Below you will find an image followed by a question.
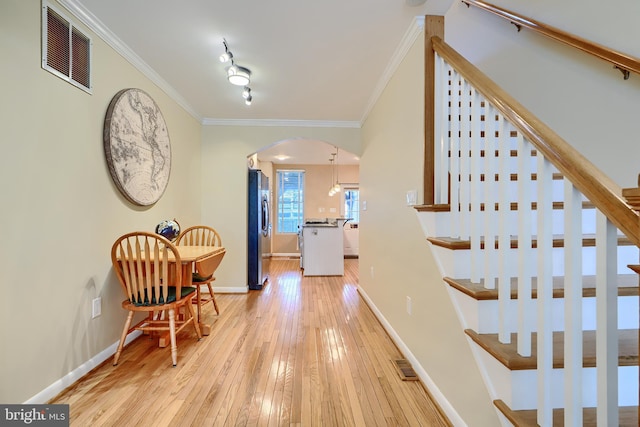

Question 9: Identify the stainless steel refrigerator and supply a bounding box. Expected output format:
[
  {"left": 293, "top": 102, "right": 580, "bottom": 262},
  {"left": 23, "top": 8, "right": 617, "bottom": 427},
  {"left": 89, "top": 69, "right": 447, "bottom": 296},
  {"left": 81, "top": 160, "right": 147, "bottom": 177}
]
[{"left": 248, "top": 169, "right": 270, "bottom": 290}]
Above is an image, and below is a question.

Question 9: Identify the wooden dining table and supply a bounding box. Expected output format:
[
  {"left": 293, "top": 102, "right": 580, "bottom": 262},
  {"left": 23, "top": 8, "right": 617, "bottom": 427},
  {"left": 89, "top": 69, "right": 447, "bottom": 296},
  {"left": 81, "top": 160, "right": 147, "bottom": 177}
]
[
  {"left": 117, "top": 244, "right": 226, "bottom": 345},
  {"left": 164, "top": 245, "right": 225, "bottom": 341}
]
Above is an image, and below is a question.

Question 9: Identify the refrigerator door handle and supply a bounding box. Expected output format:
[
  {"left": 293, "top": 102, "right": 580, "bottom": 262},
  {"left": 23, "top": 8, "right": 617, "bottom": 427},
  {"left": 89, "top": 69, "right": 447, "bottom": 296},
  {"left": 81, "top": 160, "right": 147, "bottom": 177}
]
[{"left": 261, "top": 198, "right": 269, "bottom": 237}]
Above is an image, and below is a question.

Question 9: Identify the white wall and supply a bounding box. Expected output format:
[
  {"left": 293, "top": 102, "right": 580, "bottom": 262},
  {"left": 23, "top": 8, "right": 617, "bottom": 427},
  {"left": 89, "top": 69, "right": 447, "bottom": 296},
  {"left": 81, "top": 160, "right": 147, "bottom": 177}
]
[
  {"left": 358, "top": 29, "right": 500, "bottom": 426},
  {"left": 445, "top": 0, "right": 640, "bottom": 188},
  {"left": 0, "top": 0, "right": 202, "bottom": 403}
]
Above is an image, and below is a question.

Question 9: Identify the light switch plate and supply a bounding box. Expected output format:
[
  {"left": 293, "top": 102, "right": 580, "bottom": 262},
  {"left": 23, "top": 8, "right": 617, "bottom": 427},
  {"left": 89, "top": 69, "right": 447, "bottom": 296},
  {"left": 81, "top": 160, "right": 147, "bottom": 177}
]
[
  {"left": 406, "top": 190, "right": 417, "bottom": 206},
  {"left": 92, "top": 297, "right": 101, "bottom": 318}
]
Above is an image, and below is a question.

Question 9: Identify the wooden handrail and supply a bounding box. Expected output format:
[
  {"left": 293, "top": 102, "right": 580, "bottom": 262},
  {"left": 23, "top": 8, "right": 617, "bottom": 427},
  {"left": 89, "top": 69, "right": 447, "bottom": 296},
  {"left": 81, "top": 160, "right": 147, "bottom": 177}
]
[
  {"left": 431, "top": 36, "right": 640, "bottom": 246},
  {"left": 461, "top": 0, "right": 640, "bottom": 79}
]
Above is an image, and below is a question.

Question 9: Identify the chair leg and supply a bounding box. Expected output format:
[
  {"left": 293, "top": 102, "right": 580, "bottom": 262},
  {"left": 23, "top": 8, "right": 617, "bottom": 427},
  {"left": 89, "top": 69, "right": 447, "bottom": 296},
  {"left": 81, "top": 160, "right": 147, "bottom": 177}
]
[
  {"left": 195, "top": 285, "right": 202, "bottom": 321},
  {"left": 168, "top": 308, "right": 178, "bottom": 367},
  {"left": 113, "top": 311, "right": 134, "bottom": 366},
  {"left": 207, "top": 282, "right": 219, "bottom": 315}
]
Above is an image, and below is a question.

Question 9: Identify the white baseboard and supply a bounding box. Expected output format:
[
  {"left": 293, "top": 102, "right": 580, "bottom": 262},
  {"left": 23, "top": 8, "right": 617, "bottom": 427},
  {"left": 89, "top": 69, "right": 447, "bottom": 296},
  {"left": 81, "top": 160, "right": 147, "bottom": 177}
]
[
  {"left": 212, "top": 286, "right": 248, "bottom": 293},
  {"left": 357, "top": 286, "right": 467, "bottom": 427},
  {"left": 271, "top": 252, "right": 300, "bottom": 258},
  {"left": 25, "top": 331, "right": 142, "bottom": 404}
]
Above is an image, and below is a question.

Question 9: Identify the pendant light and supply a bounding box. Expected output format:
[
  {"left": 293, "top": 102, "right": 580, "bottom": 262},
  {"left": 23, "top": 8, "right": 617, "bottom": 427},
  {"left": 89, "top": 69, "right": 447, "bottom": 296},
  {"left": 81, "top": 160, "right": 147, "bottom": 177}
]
[
  {"left": 328, "top": 154, "right": 336, "bottom": 196},
  {"left": 333, "top": 147, "right": 341, "bottom": 193}
]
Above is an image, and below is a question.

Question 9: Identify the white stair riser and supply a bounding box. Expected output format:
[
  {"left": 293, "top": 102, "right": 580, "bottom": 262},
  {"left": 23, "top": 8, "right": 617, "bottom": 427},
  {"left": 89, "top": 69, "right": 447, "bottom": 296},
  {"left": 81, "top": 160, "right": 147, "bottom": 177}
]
[
  {"left": 471, "top": 339, "right": 639, "bottom": 409},
  {"left": 453, "top": 290, "right": 638, "bottom": 333},
  {"left": 452, "top": 178, "right": 570, "bottom": 206},
  {"left": 431, "top": 244, "right": 639, "bottom": 279}
]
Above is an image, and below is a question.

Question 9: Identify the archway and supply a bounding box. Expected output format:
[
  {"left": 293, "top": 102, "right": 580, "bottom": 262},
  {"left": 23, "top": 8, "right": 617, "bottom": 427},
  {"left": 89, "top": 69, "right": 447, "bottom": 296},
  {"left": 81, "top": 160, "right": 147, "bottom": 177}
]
[{"left": 247, "top": 138, "right": 360, "bottom": 261}]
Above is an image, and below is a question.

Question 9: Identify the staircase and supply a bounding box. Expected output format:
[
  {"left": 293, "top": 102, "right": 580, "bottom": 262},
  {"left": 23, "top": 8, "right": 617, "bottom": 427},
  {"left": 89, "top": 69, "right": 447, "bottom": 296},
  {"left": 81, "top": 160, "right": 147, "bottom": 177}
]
[{"left": 417, "top": 35, "right": 640, "bottom": 426}]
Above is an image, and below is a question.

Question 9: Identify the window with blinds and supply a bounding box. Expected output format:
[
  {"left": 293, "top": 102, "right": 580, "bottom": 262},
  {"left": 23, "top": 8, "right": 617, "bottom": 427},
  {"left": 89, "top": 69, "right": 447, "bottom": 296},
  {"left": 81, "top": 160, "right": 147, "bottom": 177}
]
[
  {"left": 42, "top": 2, "right": 92, "bottom": 93},
  {"left": 277, "top": 170, "right": 305, "bottom": 233}
]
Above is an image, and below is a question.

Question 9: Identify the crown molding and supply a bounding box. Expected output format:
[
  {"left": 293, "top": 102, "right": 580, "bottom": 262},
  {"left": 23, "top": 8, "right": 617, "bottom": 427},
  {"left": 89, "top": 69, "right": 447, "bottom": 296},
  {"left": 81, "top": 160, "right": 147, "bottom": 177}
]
[
  {"left": 202, "top": 118, "right": 361, "bottom": 128},
  {"left": 360, "top": 16, "right": 425, "bottom": 124},
  {"left": 56, "top": 0, "right": 202, "bottom": 122}
]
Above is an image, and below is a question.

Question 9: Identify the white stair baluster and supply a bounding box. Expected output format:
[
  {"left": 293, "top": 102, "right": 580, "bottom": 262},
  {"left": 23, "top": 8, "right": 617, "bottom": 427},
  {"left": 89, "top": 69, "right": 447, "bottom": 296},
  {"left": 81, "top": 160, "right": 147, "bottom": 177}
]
[
  {"left": 459, "top": 78, "right": 471, "bottom": 240},
  {"left": 564, "top": 180, "right": 583, "bottom": 426},
  {"left": 517, "top": 133, "right": 532, "bottom": 357},
  {"left": 537, "top": 155, "right": 553, "bottom": 427},
  {"left": 483, "top": 103, "right": 497, "bottom": 290},
  {"left": 434, "top": 55, "right": 448, "bottom": 204},
  {"left": 449, "top": 71, "right": 461, "bottom": 238},
  {"left": 596, "top": 211, "right": 619, "bottom": 426},
  {"left": 469, "top": 87, "right": 482, "bottom": 283},
  {"left": 497, "top": 114, "right": 511, "bottom": 344}
]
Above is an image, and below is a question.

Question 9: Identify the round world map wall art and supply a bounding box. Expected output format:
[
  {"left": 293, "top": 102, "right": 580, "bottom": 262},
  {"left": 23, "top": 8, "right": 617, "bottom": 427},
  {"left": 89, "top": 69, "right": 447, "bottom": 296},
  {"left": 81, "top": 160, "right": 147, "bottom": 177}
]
[{"left": 103, "top": 88, "right": 171, "bottom": 206}]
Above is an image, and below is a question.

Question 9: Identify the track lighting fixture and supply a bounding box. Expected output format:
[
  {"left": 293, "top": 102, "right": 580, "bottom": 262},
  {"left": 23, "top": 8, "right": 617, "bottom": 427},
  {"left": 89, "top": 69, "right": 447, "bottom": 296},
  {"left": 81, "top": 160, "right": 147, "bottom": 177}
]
[{"left": 220, "top": 39, "right": 254, "bottom": 105}]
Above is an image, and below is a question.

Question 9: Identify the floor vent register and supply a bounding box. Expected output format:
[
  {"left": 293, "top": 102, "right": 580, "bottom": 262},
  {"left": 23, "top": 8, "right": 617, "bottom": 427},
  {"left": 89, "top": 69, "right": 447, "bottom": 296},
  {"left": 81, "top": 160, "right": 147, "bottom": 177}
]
[{"left": 393, "top": 359, "right": 419, "bottom": 381}]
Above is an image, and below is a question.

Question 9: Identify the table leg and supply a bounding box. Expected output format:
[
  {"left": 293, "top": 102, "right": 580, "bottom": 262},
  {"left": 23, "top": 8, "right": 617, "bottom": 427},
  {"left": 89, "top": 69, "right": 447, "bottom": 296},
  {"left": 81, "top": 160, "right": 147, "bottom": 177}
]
[{"left": 185, "top": 261, "right": 211, "bottom": 337}]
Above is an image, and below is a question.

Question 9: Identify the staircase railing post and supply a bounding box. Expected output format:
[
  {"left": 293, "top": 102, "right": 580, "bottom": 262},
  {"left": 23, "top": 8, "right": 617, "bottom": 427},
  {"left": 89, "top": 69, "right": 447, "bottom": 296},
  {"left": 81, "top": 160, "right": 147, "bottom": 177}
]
[{"left": 424, "top": 16, "right": 444, "bottom": 206}]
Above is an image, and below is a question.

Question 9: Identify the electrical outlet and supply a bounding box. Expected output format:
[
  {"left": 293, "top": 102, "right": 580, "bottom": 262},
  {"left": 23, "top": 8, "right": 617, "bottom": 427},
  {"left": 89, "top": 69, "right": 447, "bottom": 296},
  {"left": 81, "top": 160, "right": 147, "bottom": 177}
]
[
  {"left": 406, "top": 296, "right": 412, "bottom": 315},
  {"left": 92, "top": 297, "right": 101, "bottom": 318}
]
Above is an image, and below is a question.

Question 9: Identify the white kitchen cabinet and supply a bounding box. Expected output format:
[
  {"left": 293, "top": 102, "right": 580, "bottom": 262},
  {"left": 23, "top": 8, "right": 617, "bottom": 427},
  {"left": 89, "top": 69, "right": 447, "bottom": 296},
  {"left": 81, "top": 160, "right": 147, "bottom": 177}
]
[{"left": 301, "top": 224, "right": 344, "bottom": 276}]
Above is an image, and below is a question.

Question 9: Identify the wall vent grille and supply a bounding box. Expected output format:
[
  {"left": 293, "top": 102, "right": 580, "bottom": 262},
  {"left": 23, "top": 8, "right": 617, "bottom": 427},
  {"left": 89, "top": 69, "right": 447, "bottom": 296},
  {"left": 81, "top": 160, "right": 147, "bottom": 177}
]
[{"left": 42, "top": 2, "right": 92, "bottom": 93}]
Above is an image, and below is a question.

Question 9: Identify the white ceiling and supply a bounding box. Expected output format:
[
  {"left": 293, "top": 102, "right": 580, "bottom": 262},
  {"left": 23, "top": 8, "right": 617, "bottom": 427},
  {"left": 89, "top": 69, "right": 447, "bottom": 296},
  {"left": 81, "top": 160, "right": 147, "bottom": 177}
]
[
  {"left": 59, "top": 0, "right": 445, "bottom": 163},
  {"left": 255, "top": 139, "right": 360, "bottom": 165}
]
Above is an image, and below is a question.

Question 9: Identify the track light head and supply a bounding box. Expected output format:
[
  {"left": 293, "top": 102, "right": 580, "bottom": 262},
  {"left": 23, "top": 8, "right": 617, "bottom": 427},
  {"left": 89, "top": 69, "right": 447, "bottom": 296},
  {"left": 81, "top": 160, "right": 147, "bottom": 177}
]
[
  {"left": 226, "top": 65, "right": 251, "bottom": 86},
  {"left": 220, "top": 39, "right": 233, "bottom": 62},
  {"left": 219, "top": 51, "right": 233, "bottom": 63}
]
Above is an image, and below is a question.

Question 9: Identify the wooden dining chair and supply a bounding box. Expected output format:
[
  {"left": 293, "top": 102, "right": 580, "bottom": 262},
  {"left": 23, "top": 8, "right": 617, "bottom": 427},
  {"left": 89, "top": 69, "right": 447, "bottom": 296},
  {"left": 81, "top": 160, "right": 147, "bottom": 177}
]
[
  {"left": 111, "top": 231, "right": 202, "bottom": 367},
  {"left": 175, "top": 225, "right": 225, "bottom": 316}
]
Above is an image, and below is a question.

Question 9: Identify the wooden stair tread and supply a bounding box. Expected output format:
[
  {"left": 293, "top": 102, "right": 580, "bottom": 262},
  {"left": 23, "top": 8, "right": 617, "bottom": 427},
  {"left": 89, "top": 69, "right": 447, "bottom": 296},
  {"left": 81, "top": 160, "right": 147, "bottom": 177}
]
[
  {"left": 444, "top": 275, "right": 639, "bottom": 300},
  {"left": 414, "top": 204, "right": 451, "bottom": 212},
  {"left": 455, "top": 172, "right": 563, "bottom": 181},
  {"left": 427, "top": 234, "right": 633, "bottom": 250},
  {"left": 628, "top": 264, "right": 640, "bottom": 274},
  {"left": 449, "top": 149, "right": 537, "bottom": 157},
  {"left": 414, "top": 201, "right": 596, "bottom": 212},
  {"left": 464, "top": 329, "right": 638, "bottom": 370},
  {"left": 494, "top": 399, "right": 639, "bottom": 427}
]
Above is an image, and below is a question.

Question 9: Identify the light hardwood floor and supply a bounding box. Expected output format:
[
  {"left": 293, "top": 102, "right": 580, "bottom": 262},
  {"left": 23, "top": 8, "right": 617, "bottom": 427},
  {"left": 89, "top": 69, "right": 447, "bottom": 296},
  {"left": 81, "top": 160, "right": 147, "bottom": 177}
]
[{"left": 51, "top": 258, "right": 451, "bottom": 426}]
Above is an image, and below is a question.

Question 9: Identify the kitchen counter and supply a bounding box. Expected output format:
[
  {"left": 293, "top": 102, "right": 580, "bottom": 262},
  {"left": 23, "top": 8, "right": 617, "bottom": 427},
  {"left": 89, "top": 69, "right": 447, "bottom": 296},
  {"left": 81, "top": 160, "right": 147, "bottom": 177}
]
[{"left": 300, "top": 220, "right": 344, "bottom": 276}]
